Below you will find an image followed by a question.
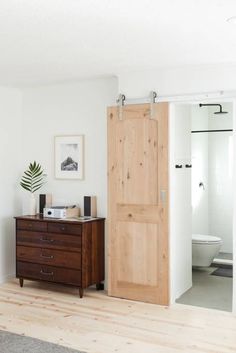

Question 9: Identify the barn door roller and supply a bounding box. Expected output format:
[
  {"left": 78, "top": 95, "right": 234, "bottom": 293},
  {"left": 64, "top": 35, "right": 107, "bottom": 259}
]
[
  {"left": 116, "top": 91, "right": 158, "bottom": 120},
  {"left": 150, "top": 91, "right": 157, "bottom": 119},
  {"left": 116, "top": 94, "right": 126, "bottom": 120}
]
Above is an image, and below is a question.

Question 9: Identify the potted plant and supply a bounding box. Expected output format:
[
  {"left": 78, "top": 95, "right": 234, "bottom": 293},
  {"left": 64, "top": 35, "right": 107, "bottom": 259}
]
[{"left": 20, "top": 161, "right": 45, "bottom": 215}]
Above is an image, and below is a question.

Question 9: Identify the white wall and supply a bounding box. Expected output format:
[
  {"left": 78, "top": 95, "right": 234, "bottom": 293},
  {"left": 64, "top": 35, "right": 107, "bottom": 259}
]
[
  {"left": 208, "top": 103, "right": 233, "bottom": 253},
  {"left": 21, "top": 77, "right": 118, "bottom": 285},
  {"left": 170, "top": 104, "right": 192, "bottom": 303},
  {"left": 191, "top": 105, "right": 209, "bottom": 235},
  {"left": 21, "top": 77, "right": 117, "bottom": 213},
  {"left": 0, "top": 87, "right": 22, "bottom": 283}
]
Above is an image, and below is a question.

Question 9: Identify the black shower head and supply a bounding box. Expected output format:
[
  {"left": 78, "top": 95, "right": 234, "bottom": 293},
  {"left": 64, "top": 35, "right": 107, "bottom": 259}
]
[
  {"left": 214, "top": 107, "right": 228, "bottom": 115},
  {"left": 199, "top": 103, "right": 228, "bottom": 115}
]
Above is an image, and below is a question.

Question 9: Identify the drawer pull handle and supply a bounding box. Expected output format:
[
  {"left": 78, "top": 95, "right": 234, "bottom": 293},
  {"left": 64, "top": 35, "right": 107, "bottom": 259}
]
[
  {"left": 61, "top": 226, "right": 66, "bottom": 231},
  {"left": 40, "top": 254, "right": 54, "bottom": 259},
  {"left": 40, "top": 238, "right": 54, "bottom": 243},
  {"left": 40, "top": 270, "right": 54, "bottom": 276}
]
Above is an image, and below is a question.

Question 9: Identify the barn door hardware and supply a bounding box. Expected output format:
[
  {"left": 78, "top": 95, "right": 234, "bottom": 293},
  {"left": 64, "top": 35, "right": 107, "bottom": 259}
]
[
  {"left": 116, "top": 91, "right": 157, "bottom": 120},
  {"left": 116, "top": 94, "right": 126, "bottom": 120},
  {"left": 160, "top": 190, "right": 167, "bottom": 204},
  {"left": 149, "top": 91, "right": 157, "bottom": 119}
]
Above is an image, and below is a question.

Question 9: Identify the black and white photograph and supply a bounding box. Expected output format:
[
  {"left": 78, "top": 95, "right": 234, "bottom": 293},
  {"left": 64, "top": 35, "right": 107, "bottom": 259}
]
[
  {"left": 60, "top": 144, "right": 78, "bottom": 171},
  {"left": 55, "top": 135, "right": 84, "bottom": 179}
]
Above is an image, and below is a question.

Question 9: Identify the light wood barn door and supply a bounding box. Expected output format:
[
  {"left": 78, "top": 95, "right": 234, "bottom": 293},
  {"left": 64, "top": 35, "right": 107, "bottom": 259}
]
[{"left": 108, "top": 103, "right": 169, "bottom": 305}]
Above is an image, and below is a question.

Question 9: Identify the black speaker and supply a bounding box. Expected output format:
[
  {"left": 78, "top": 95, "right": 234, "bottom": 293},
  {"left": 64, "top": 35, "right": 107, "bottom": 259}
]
[
  {"left": 84, "top": 196, "right": 97, "bottom": 217},
  {"left": 39, "top": 194, "right": 52, "bottom": 214}
]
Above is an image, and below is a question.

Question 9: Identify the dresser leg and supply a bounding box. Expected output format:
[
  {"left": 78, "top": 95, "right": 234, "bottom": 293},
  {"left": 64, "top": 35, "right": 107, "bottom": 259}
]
[
  {"left": 19, "top": 278, "right": 24, "bottom": 288},
  {"left": 79, "top": 287, "right": 84, "bottom": 298},
  {"left": 96, "top": 282, "right": 104, "bottom": 290}
]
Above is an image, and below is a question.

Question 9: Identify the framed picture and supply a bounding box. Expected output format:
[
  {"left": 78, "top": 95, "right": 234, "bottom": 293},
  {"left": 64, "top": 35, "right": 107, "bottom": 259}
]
[{"left": 55, "top": 135, "right": 84, "bottom": 179}]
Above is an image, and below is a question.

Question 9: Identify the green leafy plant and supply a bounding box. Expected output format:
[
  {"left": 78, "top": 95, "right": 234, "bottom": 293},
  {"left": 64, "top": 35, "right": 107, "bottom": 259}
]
[{"left": 20, "top": 161, "right": 45, "bottom": 193}]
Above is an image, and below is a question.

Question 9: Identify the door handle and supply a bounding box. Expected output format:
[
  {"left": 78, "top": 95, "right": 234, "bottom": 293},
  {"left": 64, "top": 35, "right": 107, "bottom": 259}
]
[
  {"left": 175, "top": 164, "right": 182, "bottom": 168},
  {"left": 40, "top": 270, "right": 54, "bottom": 276},
  {"left": 40, "top": 238, "right": 54, "bottom": 243},
  {"left": 185, "top": 164, "right": 192, "bottom": 168},
  {"left": 40, "top": 253, "right": 54, "bottom": 259},
  {"left": 160, "top": 190, "right": 166, "bottom": 204}
]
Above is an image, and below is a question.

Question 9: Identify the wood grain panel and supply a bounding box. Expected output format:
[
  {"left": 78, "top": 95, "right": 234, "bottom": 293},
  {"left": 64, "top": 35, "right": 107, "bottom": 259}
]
[
  {"left": 154, "top": 103, "right": 169, "bottom": 305},
  {"left": 116, "top": 204, "right": 160, "bottom": 223},
  {"left": 116, "top": 222, "right": 158, "bottom": 286},
  {"left": 81, "top": 222, "right": 105, "bottom": 288},
  {"left": 118, "top": 104, "right": 151, "bottom": 119},
  {"left": 16, "top": 230, "right": 82, "bottom": 252},
  {"left": 108, "top": 102, "right": 169, "bottom": 305},
  {"left": 17, "top": 262, "right": 81, "bottom": 286},
  {"left": 116, "top": 117, "right": 158, "bottom": 204},
  {"left": 48, "top": 222, "right": 82, "bottom": 235},
  {"left": 17, "top": 220, "right": 47, "bottom": 232},
  {"left": 91, "top": 220, "right": 105, "bottom": 285},
  {"left": 17, "top": 246, "right": 81, "bottom": 270}
]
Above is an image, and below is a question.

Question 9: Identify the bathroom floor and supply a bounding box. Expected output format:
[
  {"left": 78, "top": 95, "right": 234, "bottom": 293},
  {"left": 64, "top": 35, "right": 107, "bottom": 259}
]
[{"left": 176, "top": 267, "right": 233, "bottom": 312}]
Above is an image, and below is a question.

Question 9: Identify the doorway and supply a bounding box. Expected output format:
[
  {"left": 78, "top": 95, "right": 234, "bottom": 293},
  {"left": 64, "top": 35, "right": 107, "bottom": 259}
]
[{"left": 170, "top": 100, "right": 234, "bottom": 312}]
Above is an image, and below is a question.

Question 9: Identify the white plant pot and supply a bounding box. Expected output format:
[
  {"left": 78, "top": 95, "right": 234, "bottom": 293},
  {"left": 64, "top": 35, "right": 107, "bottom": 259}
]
[{"left": 29, "top": 193, "right": 37, "bottom": 215}]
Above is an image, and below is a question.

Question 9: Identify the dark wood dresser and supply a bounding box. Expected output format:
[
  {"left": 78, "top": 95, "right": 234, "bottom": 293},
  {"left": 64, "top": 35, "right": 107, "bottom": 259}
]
[{"left": 15, "top": 215, "right": 105, "bottom": 297}]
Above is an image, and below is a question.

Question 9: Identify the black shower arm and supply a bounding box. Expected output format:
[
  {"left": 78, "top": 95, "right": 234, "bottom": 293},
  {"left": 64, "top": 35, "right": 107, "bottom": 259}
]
[
  {"left": 199, "top": 103, "right": 225, "bottom": 113},
  {"left": 199, "top": 103, "right": 222, "bottom": 109}
]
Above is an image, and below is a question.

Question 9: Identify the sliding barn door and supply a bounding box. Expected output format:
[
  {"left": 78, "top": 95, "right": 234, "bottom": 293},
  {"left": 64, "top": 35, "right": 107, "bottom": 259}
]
[{"left": 108, "top": 103, "right": 169, "bottom": 305}]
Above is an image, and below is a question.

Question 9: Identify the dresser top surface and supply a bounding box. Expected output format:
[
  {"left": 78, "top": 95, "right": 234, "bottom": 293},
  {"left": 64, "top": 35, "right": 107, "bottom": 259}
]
[{"left": 15, "top": 214, "right": 105, "bottom": 225}]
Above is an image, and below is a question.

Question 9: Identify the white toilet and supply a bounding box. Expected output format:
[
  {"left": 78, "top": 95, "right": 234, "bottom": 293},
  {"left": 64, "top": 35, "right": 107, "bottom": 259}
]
[{"left": 192, "top": 234, "right": 223, "bottom": 267}]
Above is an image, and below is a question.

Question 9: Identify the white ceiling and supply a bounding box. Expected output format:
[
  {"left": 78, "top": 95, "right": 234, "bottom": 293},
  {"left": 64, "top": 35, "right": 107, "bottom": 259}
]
[{"left": 1, "top": 0, "right": 236, "bottom": 86}]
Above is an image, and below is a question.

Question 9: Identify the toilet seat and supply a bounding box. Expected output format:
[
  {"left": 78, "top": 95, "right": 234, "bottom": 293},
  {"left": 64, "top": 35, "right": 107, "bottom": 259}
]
[{"left": 192, "top": 234, "right": 222, "bottom": 245}]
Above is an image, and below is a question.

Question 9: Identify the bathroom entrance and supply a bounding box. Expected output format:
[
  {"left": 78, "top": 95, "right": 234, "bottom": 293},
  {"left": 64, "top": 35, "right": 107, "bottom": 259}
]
[{"left": 170, "top": 100, "right": 234, "bottom": 312}]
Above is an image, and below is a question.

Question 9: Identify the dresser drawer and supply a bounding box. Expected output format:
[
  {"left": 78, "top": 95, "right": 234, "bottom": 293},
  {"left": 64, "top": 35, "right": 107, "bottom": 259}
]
[
  {"left": 48, "top": 222, "right": 82, "bottom": 236},
  {"left": 17, "top": 220, "right": 47, "bottom": 232},
  {"left": 17, "top": 246, "right": 81, "bottom": 270},
  {"left": 17, "top": 230, "right": 81, "bottom": 252},
  {"left": 17, "top": 261, "right": 81, "bottom": 286}
]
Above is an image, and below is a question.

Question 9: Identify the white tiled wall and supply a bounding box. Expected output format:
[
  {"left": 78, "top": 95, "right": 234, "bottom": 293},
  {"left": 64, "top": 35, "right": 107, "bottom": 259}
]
[
  {"left": 191, "top": 105, "right": 209, "bottom": 235},
  {"left": 191, "top": 103, "right": 233, "bottom": 253},
  {"left": 208, "top": 104, "right": 233, "bottom": 253}
]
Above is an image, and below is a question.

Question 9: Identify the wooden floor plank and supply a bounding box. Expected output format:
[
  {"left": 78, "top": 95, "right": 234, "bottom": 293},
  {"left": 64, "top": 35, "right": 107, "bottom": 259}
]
[{"left": 0, "top": 280, "right": 235, "bottom": 353}]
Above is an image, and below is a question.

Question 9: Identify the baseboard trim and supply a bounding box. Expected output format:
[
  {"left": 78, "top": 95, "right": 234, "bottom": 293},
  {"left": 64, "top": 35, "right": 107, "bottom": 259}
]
[
  {"left": 212, "top": 258, "right": 233, "bottom": 266},
  {"left": 0, "top": 274, "right": 14, "bottom": 284}
]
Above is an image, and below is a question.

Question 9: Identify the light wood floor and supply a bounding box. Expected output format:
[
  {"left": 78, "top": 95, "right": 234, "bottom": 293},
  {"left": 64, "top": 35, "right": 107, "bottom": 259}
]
[{"left": 0, "top": 280, "right": 236, "bottom": 353}]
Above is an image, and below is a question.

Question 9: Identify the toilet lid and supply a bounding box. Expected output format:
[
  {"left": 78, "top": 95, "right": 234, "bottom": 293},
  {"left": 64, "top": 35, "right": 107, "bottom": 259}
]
[{"left": 192, "top": 234, "right": 222, "bottom": 244}]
